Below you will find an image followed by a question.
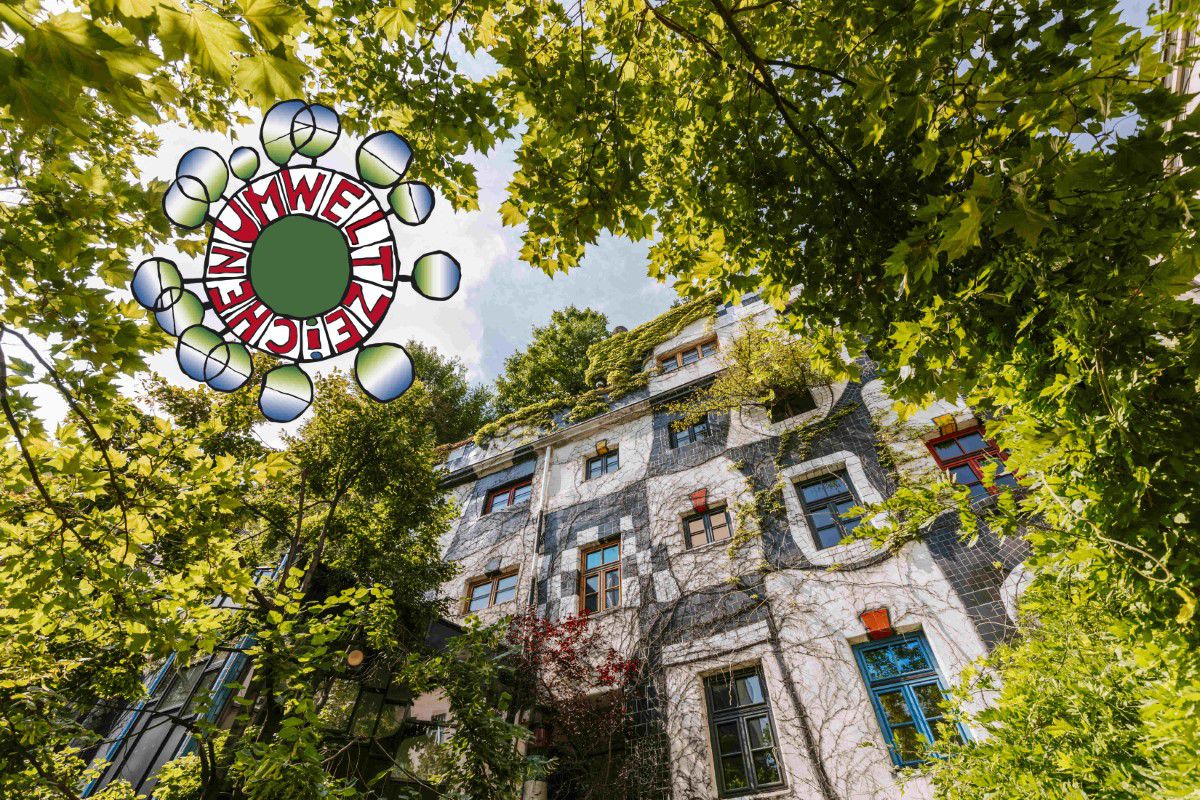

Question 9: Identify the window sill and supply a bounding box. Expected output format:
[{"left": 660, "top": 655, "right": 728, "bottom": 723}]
[
  {"left": 481, "top": 503, "right": 531, "bottom": 518},
  {"left": 720, "top": 785, "right": 789, "bottom": 800},
  {"left": 580, "top": 605, "right": 627, "bottom": 621},
  {"left": 682, "top": 537, "right": 734, "bottom": 556}
]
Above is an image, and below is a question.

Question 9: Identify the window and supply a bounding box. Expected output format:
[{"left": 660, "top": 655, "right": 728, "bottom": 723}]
[
  {"left": 466, "top": 572, "right": 518, "bottom": 612},
  {"left": 797, "top": 470, "right": 861, "bottom": 549},
  {"left": 669, "top": 416, "right": 711, "bottom": 449},
  {"left": 926, "top": 427, "right": 1017, "bottom": 499},
  {"left": 704, "top": 667, "right": 785, "bottom": 796},
  {"left": 586, "top": 450, "right": 620, "bottom": 479},
  {"left": 659, "top": 338, "right": 718, "bottom": 373},
  {"left": 768, "top": 385, "right": 817, "bottom": 422},
  {"left": 431, "top": 712, "right": 450, "bottom": 744},
  {"left": 484, "top": 477, "right": 533, "bottom": 513},
  {"left": 853, "top": 633, "right": 967, "bottom": 766},
  {"left": 580, "top": 539, "right": 621, "bottom": 613},
  {"left": 684, "top": 507, "right": 732, "bottom": 549}
]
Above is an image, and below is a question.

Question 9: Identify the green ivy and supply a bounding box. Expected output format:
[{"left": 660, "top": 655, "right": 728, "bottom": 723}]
[{"left": 473, "top": 295, "right": 719, "bottom": 446}]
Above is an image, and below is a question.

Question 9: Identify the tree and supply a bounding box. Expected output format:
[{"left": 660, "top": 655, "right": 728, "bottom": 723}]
[
  {"left": 493, "top": 307, "right": 611, "bottom": 414},
  {"left": 405, "top": 340, "right": 495, "bottom": 445},
  {"left": 301, "top": 0, "right": 1200, "bottom": 796}
]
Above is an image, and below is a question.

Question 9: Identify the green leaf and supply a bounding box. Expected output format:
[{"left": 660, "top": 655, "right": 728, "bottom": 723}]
[
  {"left": 236, "top": 51, "right": 306, "bottom": 108},
  {"left": 158, "top": 2, "right": 251, "bottom": 80}
]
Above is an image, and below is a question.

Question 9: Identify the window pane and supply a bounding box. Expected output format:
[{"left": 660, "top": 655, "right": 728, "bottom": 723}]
[
  {"left": 351, "top": 690, "right": 383, "bottom": 738},
  {"left": 602, "top": 544, "right": 619, "bottom": 564},
  {"left": 815, "top": 525, "right": 844, "bottom": 549},
  {"left": 709, "top": 677, "right": 735, "bottom": 711},
  {"left": 913, "top": 683, "right": 947, "bottom": 718},
  {"left": 587, "top": 459, "right": 602, "bottom": 479},
  {"left": 583, "top": 590, "right": 599, "bottom": 613},
  {"left": 159, "top": 663, "right": 202, "bottom": 709},
  {"left": 735, "top": 673, "right": 764, "bottom": 706},
  {"left": 715, "top": 722, "right": 741, "bottom": 755},
  {"left": 720, "top": 755, "right": 749, "bottom": 790},
  {"left": 494, "top": 576, "right": 517, "bottom": 604},
  {"left": 606, "top": 452, "right": 620, "bottom": 471},
  {"left": 319, "top": 679, "right": 358, "bottom": 732},
  {"left": 876, "top": 690, "right": 914, "bottom": 725},
  {"left": 809, "top": 506, "right": 835, "bottom": 529},
  {"left": 891, "top": 723, "right": 924, "bottom": 763},
  {"left": 694, "top": 419, "right": 710, "bottom": 437},
  {"left": 585, "top": 550, "right": 602, "bottom": 571},
  {"left": 801, "top": 474, "right": 847, "bottom": 504},
  {"left": 861, "top": 640, "right": 931, "bottom": 682},
  {"left": 932, "top": 439, "right": 965, "bottom": 460},
  {"left": 681, "top": 347, "right": 700, "bottom": 365},
  {"left": 700, "top": 341, "right": 717, "bottom": 357},
  {"left": 374, "top": 701, "right": 408, "bottom": 738},
  {"left": 752, "top": 749, "right": 782, "bottom": 785},
  {"left": 660, "top": 357, "right": 679, "bottom": 372},
  {"left": 604, "top": 568, "right": 620, "bottom": 588},
  {"left": 512, "top": 483, "right": 532, "bottom": 505},
  {"left": 955, "top": 432, "right": 988, "bottom": 454},
  {"left": 605, "top": 588, "right": 619, "bottom": 609},
  {"left": 948, "top": 464, "right": 983, "bottom": 495},
  {"left": 488, "top": 492, "right": 509, "bottom": 512},
  {"left": 835, "top": 499, "right": 858, "bottom": 517},
  {"left": 745, "top": 715, "right": 773, "bottom": 749},
  {"left": 469, "top": 583, "right": 492, "bottom": 611},
  {"left": 710, "top": 512, "right": 730, "bottom": 541}
]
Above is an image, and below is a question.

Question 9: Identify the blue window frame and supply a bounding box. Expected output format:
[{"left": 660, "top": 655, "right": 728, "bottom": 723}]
[{"left": 852, "top": 633, "right": 967, "bottom": 767}]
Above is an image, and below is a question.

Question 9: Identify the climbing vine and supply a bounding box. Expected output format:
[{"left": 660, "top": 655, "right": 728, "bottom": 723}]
[
  {"left": 473, "top": 296, "right": 719, "bottom": 446},
  {"left": 668, "top": 320, "right": 836, "bottom": 429}
]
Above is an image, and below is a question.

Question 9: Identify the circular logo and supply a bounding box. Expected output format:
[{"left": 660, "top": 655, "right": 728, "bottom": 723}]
[
  {"left": 132, "top": 100, "right": 462, "bottom": 422},
  {"left": 204, "top": 166, "right": 396, "bottom": 363}
]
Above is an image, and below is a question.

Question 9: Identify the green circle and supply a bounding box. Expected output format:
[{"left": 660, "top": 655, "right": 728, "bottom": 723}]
[{"left": 248, "top": 216, "right": 351, "bottom": 318}]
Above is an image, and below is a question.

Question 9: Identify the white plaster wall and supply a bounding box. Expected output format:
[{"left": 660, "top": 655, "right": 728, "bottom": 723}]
[
  {"left": 661, "top": 625, "right": 827, "bottom": 800},
  {"left": 541, "top": 413, "right": 656, "bottom": 513},
  {"left": 643, "top": 456, "right": 763, "bottom": 608},
  {"left": 761, "top": 547, "right": 990, "bottom": 800}
]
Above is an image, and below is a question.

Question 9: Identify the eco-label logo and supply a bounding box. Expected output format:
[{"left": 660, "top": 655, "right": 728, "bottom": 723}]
[{"left": 130, "top": 100, "right": 460, "bottom": 422}]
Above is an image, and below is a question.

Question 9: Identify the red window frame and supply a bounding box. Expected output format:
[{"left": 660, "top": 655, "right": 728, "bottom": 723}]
[
  {"left": 484, "top": 477, "right": 533, "bottom": 514},
  {"left": 924, "top": 426, "right": 1017, "bottom": 498}
]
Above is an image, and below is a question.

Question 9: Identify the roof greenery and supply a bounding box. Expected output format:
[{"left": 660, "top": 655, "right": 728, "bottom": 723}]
[{"left": 472, "top": 294, "right": 719, "bottom": 447}]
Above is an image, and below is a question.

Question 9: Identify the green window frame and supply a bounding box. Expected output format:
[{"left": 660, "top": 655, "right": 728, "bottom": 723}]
[{"left": 704, "top": 667, "right": 785, "bottom": 796}]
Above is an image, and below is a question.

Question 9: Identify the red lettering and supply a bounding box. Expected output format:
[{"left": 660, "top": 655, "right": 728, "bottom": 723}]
[
  {"left": 281, "top": 169, "right": 327, "bottom": 215},
  {"left": 227, "top": 301, "right": 274, "bottom": 343},
  {"left": 320, "top": 178, "right": 365, "bottom": 225},
  {"left": 214, "top": 202, "right": 261, "bottom": 244},
  {"left": 242, "top": 176, "right": 287, "bottom": 225},
  {"left": 206, "top": 246, "right": 248, "bottom": 276},
  {"left": 306, "top": 328, "right": 321, "bottom": 350},
  {"left": 207, "top": 280, "right": 255, "bottom": 312},
  {"left": 263, "top": 318, "right": 299, "bottom": 355},
  {"left": 344, "top": 209, "right": 385, "bottom": 245},
  {"left": 341, "top": 280, "right": 390, "bottom": 325},
  {"left": 351, "top": 244, "right": 395, "bottom": 282},
  {"left": 325, "top": 309, "right": 363, "bottom": 353}
]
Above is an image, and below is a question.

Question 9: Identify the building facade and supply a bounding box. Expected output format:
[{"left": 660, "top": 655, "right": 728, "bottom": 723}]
[{"left": 437, "top": 297, "right": 1029, "bottom": 800}]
